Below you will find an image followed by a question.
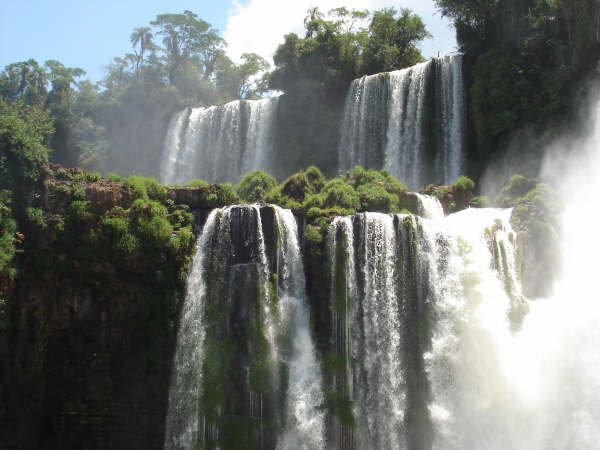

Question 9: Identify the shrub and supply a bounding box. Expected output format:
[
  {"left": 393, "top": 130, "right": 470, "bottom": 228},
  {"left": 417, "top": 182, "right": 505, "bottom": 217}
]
[
  {"left": 135, "top": 215, "right": 173, "bottom": 246},
  {"left": 215, "top": 183, "right": 237, "bottom": 205},
  {"left": 321, "top": 179, "right": 360, "bottom": 210},
  {"left": 305, "top": 224, "right": 323, "bottom": 247},
  {"left": 236, "top": 170, "right": 278, "bottom": 203},
  {"left": 345, "top": 166, "right": 407, "bottom": 195},
  {"left": 185, "top": 179, "right": 209, "bottom": 188},
  {"left": 107, "top": 172, "right": 124, "bottom": 183},
  {"left": 0, "top": 191, "right": 16, "bottom": 273},
  {"left": 125, "top": 175, "right": 168, "bottom": 202},
  {"left": 499, "top": 174, "right": 539, "bottom": 207},
  {"left": 68, "top": 200, "right": 91, "bottom": 222},
  {"left": 357, "top": 184, "right": 397, "bottom": 212},
  {"left": 130, "top": 198, "right": 168, "bottom": 219},
  {"left": 266, "top": 166, "right": 325, "bottom": 207},
  {"left": 101, "top": 212, "right": 129, "bottom": 239},
  {"left": 25, "top": 207, "right": 47, "bottom": 230},
  {"left": 169, "top": 225, "right": 194, "bottom": 253},
  {"left": 454, "top": 176, "right": 475, "bottom": 192},
  {"left": 72, "top": 170, "right": 102, "bottom": 183}
]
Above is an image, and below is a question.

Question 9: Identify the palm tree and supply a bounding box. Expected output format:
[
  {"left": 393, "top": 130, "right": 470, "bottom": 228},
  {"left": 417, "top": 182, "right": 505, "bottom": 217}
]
[{"left": 130, "top": 27, "right": 154, "bottom": 78}]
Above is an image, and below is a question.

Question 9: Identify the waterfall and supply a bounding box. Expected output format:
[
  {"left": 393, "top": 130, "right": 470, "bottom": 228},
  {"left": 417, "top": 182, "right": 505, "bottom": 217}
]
[
  {"left": 435, "top": 55, "right": 466, "bottom": 186},
  {"left": 160, "top": 97, "right": 279, "bottom": 185},
  {"left": 325, "top": 207, "right": 533, "bottom": 450},
  {"left": 423, "top": 92, "right": 600, "bottom": 450},
  {"left": 275, "top": 207, "right": 325, "bottom": 450},
  {"left": 423, "top": 208, "right": 525, "bottom": 450},
  {"left": 384, "top": 61, "right": 431, "bottom": 188},
  {"left": 416, "top": 193, "right": 445, "bottom": 220},
  {"left": 164, "top": 209, "right": 219, "bottom": 450},
  {"left": 327, "top": 212, "right": 435, "bottom": 450},
  {"left": 164, "top": 204, "right": 323, "bottom": 450},
  {"left": 328, "top": 84, "right": 600, "bottom": 449},
  {"left": 164, "top": 89, "right": 600, "bottom": 450},
  {"left": 338, "top": 55, "right": 465, "bottom": 189}
]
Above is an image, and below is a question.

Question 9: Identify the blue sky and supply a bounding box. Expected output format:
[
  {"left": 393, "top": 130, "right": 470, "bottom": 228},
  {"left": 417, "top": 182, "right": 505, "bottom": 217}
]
[
  {"left": 0, "top": 0, "right": 456, "bottom": 83},
  {"left": 0, "top": 0, "right": 232, "bottom": 81}
]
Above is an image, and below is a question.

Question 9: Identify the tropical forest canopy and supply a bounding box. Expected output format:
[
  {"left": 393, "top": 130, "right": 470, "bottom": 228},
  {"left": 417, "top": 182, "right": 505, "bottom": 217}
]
[
  {"left": 0, "top": 7, "right": 430, "bottom": 175},
  {"left": 1, "top": 1, "right": 598, "bottom": 180}
]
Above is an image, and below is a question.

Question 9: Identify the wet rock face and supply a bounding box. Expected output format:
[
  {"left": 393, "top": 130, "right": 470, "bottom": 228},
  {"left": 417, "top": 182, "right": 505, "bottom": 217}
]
[
  {"left": 3, "top": 274, "right": 179, "bottom": 450},
  {"left": 508, "top": 181, "right": 562, "bottom": 299},
  {"left": 516, "top": 225, "right": 561, "bottom": 298},
  {"left": 167, "top": 187, "right": 207, "bottom": 209},
  {"left": 0, "top": 175, "right": 201, "bottom": 450}
]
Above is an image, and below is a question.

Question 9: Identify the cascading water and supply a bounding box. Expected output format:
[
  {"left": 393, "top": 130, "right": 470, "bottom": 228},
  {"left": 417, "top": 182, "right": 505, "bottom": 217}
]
[
  {"left": 434, "top": 56, "right": 466, "bottom": 186},
  {"left": 164, "top": 209, "right": 218, "bottom": 450},
  {"left": 415, "top": 193, "right": 445, "bottom": 220},
  {"left": 338, "top": 55, "right": 465, "bottom": 189},
  {"left": 275, "top": 208, "right": 325, "bottom": 450},
  {"left": 326, "top": 198, "right": 583, "bottom": 449},
  {"left": 384, "top": 61, "right": 430, "bottom": 188},
  {"left": 160, "top": 97, "right": 279, "bottom": 185},
  {"left": 164, "top": 204, "right": 324, "bottom": 450},
  {"left": 165, "top": 85, "right": 600, "bottom": 450},
  {"left": 327, "top": 211, "right": 436, "bottom": 450},
  {"left": 327, "top": 87, "right": 600, "bottom": 449},
  {"left": 423, "top": 90, "right": 600, "bottom": 450}
]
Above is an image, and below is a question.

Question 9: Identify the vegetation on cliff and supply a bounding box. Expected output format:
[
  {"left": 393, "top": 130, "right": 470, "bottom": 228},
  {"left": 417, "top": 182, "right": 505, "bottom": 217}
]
[{"left": 435, "top": 0, "right": 600, "bottom": 160}]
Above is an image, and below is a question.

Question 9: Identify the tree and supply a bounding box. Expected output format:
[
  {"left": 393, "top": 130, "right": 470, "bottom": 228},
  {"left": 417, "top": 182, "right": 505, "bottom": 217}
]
[
  {"left": 130, "top": 27, "right": 155, "bottom": 78},
  {"left": 216, "top": 53, "right": 270, "bottom": 99},
  {"left": 0, "top": 60, "right": 48, "bottom": 107},
  {"left": 151, "top": 10, "right": 225, "bottom": 84},
  {"left": 0, "top": 98, "right": 52, "bottom": 198},
  {"left": 434, "top": 0, "right": 600, "bottom": 159},
  {"left": 270, "top": 8, "right": 364, "bottom": 96},
  {"left": 362, "top": 8, "right": 430, "bottom": 74},
  {"left": 270, "top": 7, "right": 429, "bottom": 96},
  {"left": 44, "top": 60, "right": 86, "bottom": 166}
]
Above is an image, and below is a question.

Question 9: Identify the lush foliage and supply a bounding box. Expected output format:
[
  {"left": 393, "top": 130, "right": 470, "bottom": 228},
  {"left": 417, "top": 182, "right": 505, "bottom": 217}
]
[
  {"left": 496, "top": 174, "right": 562, "bottom": 298},
  {"left": 0, "top": 99, "right": 52, "bottom": 188},
  {"left": 0, "top": 191, "right": 16, "bottom": 274},
  {"left": 236, "top": 170, "right": 278, "bottom": 203},
  {"left": 184, "top": 179, "right": 238, "bottom": 208},
  {"left": 0, "top": 7, "right": 430, "bottom": 180},
  {"left": 261, "top": 165, "right": 416, "bottom": 260},
  {"left": 435, "top": 0, "right": 600, "bottom": 157},
  {"left": 0, "top": 11, "right": 270, "bottom": 176},
  {"left": 421, "top": 175, "right": 477, "bottom": 212},
  {"left": 270, "top": 7, "right": 429, "bottom": 98}
]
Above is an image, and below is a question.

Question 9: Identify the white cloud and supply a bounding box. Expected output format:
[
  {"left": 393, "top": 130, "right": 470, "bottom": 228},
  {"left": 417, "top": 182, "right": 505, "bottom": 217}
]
[{"left": 223, "top": 0, "right": 457, "bottom": 65}]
